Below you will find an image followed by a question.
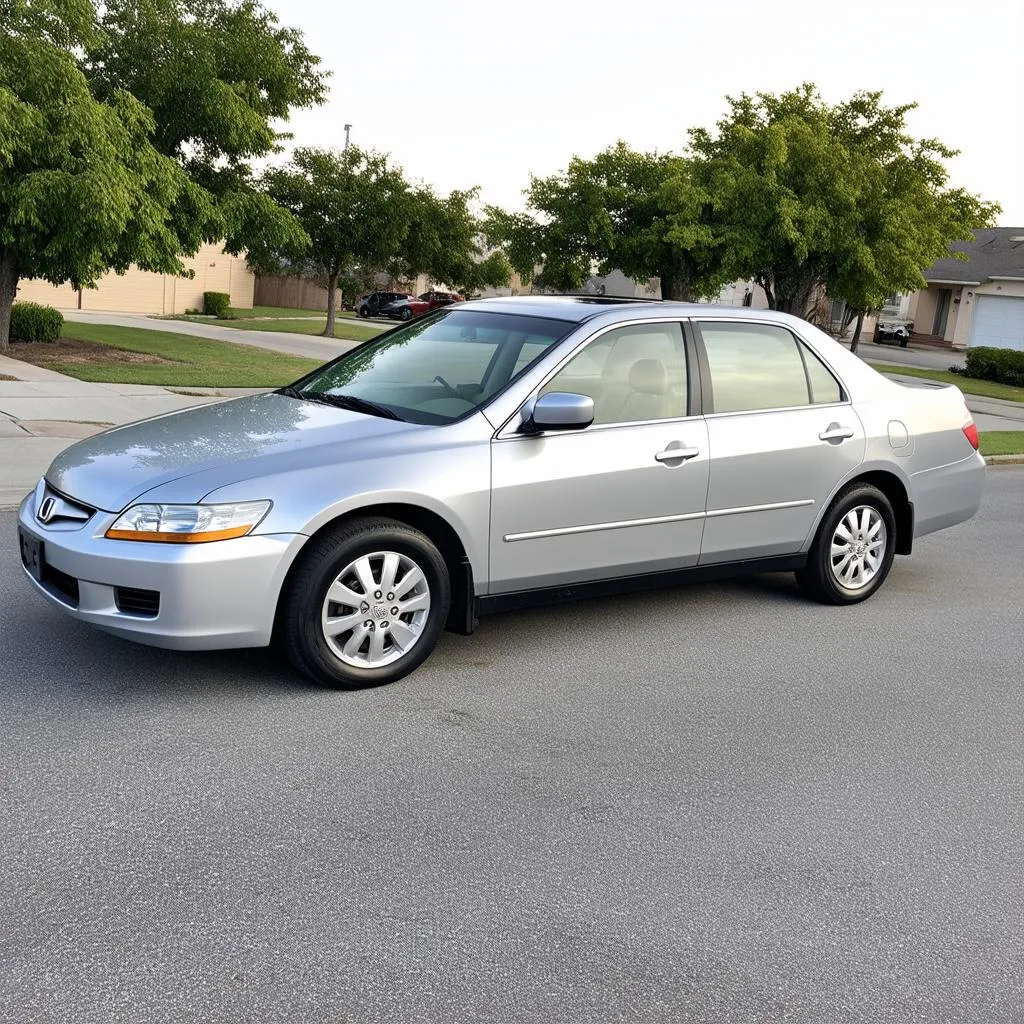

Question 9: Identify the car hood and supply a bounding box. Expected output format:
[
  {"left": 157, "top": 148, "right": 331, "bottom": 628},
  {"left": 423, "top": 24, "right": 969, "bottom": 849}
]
[{"left": 46, "top": 393, "right": 427, "bottom": 512}]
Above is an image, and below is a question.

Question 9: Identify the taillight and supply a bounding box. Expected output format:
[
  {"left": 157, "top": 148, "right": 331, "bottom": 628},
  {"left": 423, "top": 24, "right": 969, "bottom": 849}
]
[{"left": 962, "top": 421, "right": 979, "bottom": 450}]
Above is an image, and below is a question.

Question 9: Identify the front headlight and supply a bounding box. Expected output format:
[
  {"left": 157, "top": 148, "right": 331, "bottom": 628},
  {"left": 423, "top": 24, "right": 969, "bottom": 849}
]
[{"left": 105, "top": 501, "right": 271, "bottom": 543}]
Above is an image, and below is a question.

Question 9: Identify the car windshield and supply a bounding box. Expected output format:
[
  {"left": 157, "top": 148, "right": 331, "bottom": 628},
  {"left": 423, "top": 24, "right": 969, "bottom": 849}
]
[{"left": 287, "top": 309, "right": 574, "bottom": 424}]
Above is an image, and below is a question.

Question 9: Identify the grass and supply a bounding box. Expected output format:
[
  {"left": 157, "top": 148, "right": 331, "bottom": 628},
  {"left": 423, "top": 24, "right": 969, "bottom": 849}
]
[
  {"left": 211, "top": 316, "right": 383, "bottom": 343},
  {"left": 979, "top": 431, "right": 1024, "bottom": 456},
  {"left": 872, "top": 363, "right": 1024, "bottom": 403},
  {"left": 246, "top": 304, "right": 355, "bottom": 319},
  {"left": 10, "top": 322, "right": 321, "bottom": 387}
]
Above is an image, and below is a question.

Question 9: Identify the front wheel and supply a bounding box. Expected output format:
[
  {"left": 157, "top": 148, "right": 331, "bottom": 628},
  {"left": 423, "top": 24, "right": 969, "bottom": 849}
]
[
  {"left": 400, "top": 307, "right": 413, "bottom": 321},
  {"left": 359, "top": 306, "right": 370, "bottom": 318},
  {"left": 796, "top": 483, "right": 897, "bottom": 604},
  {"left": 278, "top": 518, "right": 451, "bottom": 688}
]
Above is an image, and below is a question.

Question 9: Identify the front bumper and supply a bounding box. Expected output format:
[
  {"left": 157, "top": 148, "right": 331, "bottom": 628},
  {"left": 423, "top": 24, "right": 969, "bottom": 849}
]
[{"left": 17, "top": 488, "right": 305, "bottom": 650}]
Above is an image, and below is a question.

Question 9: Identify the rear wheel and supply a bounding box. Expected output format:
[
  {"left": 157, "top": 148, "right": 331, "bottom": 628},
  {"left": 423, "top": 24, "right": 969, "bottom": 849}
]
[
  {"left": 279, "top": 518, "right": 450, "bottom": 688},
  {"left": 797, "top": 483, "right": 897, "bottom": 604},
  {"left": 401, "top": 307, "right": 413, "bottom": 321},
  {"left": 359, "top": 305, "right": 370, "bottom": 318}
]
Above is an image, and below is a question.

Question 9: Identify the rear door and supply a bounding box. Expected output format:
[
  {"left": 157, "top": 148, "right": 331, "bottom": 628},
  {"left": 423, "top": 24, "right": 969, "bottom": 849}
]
[{"left": 692, "top": 319, "right": 865, "bottom": 564}]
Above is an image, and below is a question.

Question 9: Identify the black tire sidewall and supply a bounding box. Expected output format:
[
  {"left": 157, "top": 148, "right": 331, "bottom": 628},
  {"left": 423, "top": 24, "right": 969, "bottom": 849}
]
[
  {"left": 283, "top": 522, "right": 450, "bottom": 688},
  {"left": 808, "top": 485, "right": 897, "bottom": 604}
]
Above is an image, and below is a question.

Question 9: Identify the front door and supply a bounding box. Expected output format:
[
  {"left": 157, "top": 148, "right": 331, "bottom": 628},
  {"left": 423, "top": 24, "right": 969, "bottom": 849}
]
[
  {"left": 693, "top": 319, "right": 866, "bottom": 563},
  {"left": 489, "top": 321, "right": 709, "bottom": 594}
]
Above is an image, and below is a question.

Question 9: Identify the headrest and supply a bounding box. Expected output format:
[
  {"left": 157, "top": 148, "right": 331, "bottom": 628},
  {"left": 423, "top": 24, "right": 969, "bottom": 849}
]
[{"left": 628, "top": 358, "right": 668, "bottom": 396}]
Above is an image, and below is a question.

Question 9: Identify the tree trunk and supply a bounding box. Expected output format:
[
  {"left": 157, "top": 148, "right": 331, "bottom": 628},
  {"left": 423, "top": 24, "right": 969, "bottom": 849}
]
[
  {"left": 659, "top": 271, "right": 696, "bottom": 302},
  {"left": 0, "top": 254, "right": 18, "bottom": 353},
  {"left": 849, "top": 311, "right": 865, "bottom": 355},
  {"left": 322, "top": 270, "right": 339, "bottom": 338}
]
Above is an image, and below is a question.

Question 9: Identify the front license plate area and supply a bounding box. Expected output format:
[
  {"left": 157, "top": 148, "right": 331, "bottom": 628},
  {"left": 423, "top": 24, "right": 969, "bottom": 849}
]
[{"left": 19, "top": 528, "right": 43, "bottom": 582}]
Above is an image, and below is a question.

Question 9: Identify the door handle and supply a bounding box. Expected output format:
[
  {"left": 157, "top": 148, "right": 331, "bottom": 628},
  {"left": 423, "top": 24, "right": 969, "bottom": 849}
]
[
  {"left": 655, "top": 446, "right": 700, "bottom": 463},
  {"left": 818, "top": 424, "right": 855, "bottom": 443}
]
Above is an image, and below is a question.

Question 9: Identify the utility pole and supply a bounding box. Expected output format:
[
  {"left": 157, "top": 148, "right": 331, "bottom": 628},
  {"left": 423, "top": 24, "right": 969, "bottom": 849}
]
[{"left": 343, "top": 124, "right": 352, "bottom": 152}]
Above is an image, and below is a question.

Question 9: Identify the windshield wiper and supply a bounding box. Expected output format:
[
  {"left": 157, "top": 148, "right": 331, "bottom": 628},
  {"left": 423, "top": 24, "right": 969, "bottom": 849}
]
[{"left": 296, "top": 390, "right": 403, "bottom": 421}]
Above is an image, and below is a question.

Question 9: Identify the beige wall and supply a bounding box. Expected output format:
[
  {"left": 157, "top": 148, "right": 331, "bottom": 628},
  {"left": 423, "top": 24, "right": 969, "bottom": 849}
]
[{"left": 15, "top": 243, "right": 254, "bottom": 314}]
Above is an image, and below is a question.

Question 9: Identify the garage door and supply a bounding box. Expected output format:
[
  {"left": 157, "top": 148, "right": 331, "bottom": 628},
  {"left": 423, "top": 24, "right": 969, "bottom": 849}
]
[{"left": 970, "top": 295, "right": 1024, "bottom": 351}]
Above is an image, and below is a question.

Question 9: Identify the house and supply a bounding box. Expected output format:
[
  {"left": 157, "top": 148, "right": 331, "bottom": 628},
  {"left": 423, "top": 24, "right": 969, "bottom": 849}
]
[
  {"left": 16, "top": 242, "right": 255, "bottom": 314},
  {"left": 903, "top": 228, "right": 1024, "bottom": 350}
]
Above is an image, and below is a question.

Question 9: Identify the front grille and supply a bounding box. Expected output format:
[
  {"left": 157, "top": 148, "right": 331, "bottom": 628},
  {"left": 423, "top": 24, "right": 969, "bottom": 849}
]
[
  {"left": 41, "top": 563, "right": 80, "bottom": 607},
  {"left": 37, "top": 485, "right": 95, "bottom": 528},
  {"left": 114, "top": 587, "right": 160, "bottom": 617}
]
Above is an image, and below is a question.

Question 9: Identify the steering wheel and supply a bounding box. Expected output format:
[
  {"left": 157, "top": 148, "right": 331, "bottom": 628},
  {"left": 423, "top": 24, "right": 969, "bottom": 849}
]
[{"left": 433, "top": 374, "right": 459, "bottom": 397}]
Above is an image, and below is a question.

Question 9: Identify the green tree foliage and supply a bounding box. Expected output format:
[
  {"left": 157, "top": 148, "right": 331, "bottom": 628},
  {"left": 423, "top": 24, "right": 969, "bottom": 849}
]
[
  {"left": 85, "top": 0, "right": 326, "bottom": 256},
  {"left": 485, "top": 142, "right": 731, "bottom": 300},
  {"left": 256, "top": 148, "right": 507, "bottom": 334},
  {"left": 0, "top": 0, "right": 324, "bottom": 351},
  {"left": 401, "top": 188, "right": 510, "bottom": 297},
  {"left": 690, "top": 84, "right": 999, "bottom": 332},
  {"left": 0, "top": 0, "right": 215, "bottom": 350},
  {"left": 255, "top": 147, "right": 418, "bottom": 337}
]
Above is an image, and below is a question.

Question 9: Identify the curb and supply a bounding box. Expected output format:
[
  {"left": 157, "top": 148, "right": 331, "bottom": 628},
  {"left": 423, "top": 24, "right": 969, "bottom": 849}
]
[{"left": 985, "top": 455, "right": 1024, "bottom": 466}]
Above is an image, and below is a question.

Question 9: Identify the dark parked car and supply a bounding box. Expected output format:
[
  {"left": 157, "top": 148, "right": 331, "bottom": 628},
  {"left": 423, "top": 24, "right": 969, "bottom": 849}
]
[
  {"left": 380, "top": 290, "right": 464, "bottom": 321},
  {"left": 357, "top": 292, "right": 413, "bottom": 318}
]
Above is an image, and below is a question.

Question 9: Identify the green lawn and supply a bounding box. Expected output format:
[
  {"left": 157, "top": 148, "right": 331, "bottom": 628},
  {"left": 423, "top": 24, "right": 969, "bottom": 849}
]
[
  {"left": 979, "top": 431, "right": 1024, "bottom": 456},
  {"left": 11, "top": 322, "right": 320, "bottom": 386},
  {"left": 245, "top": 305, "right": 360, "bottom": 320},
  {"left": 872, "top": 363, "right": 1024, "bottom": 403},
  {"left": 213, "top": 316, "right": 383, "bottom": 343}
]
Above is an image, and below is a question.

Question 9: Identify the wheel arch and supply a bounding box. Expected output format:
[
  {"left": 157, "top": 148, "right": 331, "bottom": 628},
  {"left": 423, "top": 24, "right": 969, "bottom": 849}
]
[
  {"left": 277, "top": 502, "right": 477, "bottom": 636},
  {"left": 850, "top": 470, "right": 914, "bottom": 555}
]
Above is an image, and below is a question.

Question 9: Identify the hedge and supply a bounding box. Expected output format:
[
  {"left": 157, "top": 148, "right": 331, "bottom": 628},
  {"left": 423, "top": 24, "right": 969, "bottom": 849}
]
[
  {"left": 203, "top": 291, "right": 232, "bottom": 318},
  {"left": 10, "top": 302, "right": 64, "bottom": 343},
  {"left": 962, "top": 346, "right": 1024, "bottom": 387}
]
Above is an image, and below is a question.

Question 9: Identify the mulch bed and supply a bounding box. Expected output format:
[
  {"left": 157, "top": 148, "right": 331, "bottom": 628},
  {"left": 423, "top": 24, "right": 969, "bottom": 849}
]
[{"left": 9, "top": 338, "right": 171, "bottom": 366}]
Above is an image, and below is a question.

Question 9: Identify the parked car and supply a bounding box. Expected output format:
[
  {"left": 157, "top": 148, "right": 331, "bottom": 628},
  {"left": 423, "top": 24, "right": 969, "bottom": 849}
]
[
  {"left": 356, "top": 291, "right": 413, "bottom": 318},
  {"left": 380, "top": 290, "right": 463, "bottom": 321},
  {"left": 18, "top": 298, "right": 985, "bottom": 689},
  {"left": 876, "top": 320, "right": 913, "bottom": 347}
]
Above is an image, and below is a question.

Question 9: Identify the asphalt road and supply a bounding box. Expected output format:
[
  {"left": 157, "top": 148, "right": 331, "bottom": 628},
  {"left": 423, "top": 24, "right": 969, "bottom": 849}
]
[{"left": 1, "top": 471, "right": 1022, "bottom": 1023}]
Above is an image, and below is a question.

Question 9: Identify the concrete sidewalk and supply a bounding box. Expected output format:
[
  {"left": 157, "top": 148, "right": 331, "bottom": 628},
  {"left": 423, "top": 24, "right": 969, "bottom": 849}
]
[
  {"left": 0, "top": 353, "right": 268, "bottom": 507},
  {"left": 63, "top": 309, "right": 374, "bottom": 361}
]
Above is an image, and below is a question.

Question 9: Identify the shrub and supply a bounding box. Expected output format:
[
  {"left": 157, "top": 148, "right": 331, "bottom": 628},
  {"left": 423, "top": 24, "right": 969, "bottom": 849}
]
[
  {"left": 10, "top": 302, "right": 64, "bottom": 343},
  {"left": 203, "top": 291, "right": 232, "bottom": 318},
  {"left": 963, "top": 346, "right": 1024, "bottom": 387}
]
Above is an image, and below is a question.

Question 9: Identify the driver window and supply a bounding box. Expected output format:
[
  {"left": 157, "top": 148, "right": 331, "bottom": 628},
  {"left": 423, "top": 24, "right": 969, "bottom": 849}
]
[{"left": 540, "top": 322, "right": 686, "bottom": 425}]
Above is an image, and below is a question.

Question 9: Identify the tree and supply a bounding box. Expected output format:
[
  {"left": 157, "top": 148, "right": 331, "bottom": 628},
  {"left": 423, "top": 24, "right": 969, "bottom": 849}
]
[
  {"left": 401, "top": 188, "right": 510, "bottom": 297},
  {"left": 0, "top": 0, "right": 325, "bottom": 351},
  {"left": 85, "top": 0, "right": 327, "bottom": 256},
  {"left": 254, "top": 147, "right": 417, "bottom": 337},
  {"left": 0, "top": 0, "right": 215, "bottom": 350},
  {"left": 485, "top": 142, "right": 731, "bottom": 301},
  {"left": 689, "top": 84, "right": 999, "bottom": 324}
]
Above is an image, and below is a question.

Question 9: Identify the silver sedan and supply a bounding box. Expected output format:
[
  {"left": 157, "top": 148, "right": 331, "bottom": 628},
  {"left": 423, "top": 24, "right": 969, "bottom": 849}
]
[{"left": 18, "top": 298, "right": 985, "bottom": 687}]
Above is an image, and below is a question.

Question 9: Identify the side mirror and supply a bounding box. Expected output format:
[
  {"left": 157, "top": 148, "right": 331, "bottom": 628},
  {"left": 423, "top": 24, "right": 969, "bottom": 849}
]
[{"left": 521, "top": 392, "right": 595, "bottom": 433}]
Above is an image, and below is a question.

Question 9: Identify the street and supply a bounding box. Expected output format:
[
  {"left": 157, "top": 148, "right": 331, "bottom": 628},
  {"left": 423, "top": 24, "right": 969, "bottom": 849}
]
[{"left": 1, "top": 470, "right": 1022, "bottom": 1023}]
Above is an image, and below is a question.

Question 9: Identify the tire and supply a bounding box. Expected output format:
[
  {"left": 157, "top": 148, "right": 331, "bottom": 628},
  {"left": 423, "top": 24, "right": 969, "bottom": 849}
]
[
  {"left": 359, "top": 306, "right": 370, "bottom": 318},
  {"left": 796, "top": 483, "right": 897, "bottom": 605},
  {"left": 278, "top": 517, "right": 450, "bottom": 688},
  {"left": 400, "top": 307, "right": 413, "bottom": 321}
]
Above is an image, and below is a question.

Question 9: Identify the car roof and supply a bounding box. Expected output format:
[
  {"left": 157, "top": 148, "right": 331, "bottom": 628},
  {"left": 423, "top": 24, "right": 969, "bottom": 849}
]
[{"left": 458, "top": 295, "right": 808, "bottom": 325}]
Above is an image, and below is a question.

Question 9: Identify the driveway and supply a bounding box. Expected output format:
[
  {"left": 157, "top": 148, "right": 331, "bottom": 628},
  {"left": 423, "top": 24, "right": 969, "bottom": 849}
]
[{"left": 1, "top": 469, "right": 1021, "bottom": 1022}]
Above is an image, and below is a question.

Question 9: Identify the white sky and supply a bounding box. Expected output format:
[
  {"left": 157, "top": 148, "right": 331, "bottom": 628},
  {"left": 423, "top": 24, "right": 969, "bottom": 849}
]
[{"left": 272, "top": 0, "right": 1024, "bottom": 224}]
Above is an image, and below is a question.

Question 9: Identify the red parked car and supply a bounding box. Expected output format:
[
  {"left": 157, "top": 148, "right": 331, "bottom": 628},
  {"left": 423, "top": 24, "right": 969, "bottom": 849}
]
[{"left": 380, "top": 290, "right": 463, "bottom": 321}]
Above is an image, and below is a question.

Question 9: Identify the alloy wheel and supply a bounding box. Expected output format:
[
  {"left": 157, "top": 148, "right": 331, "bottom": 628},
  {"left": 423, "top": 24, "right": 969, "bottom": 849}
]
[
  {"left": 320, "top": 550, "right": 431, "bottom": 668},
  {"left": 829, "top": 505, "right": 887, "bottom": 590}
]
